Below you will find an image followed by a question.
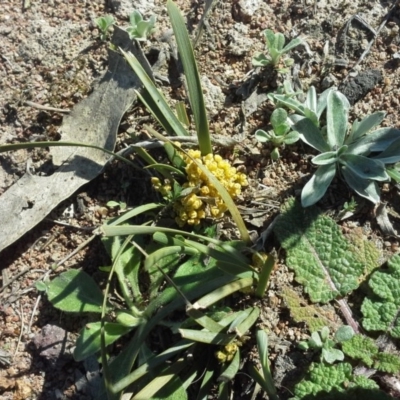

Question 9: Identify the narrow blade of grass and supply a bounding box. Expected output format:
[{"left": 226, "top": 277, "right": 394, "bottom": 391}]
[
  {"left": 167, "top": 0, "right": 212, "bottom": 155},
  {"left": 122, "top": 49, "right": 189, "bottom": 137}
]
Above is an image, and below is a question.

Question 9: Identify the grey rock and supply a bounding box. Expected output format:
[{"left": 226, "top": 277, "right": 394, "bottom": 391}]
[
  {"left": 109, "top": 0, "right": 156, "bottom": 19},
  {"left": 226, "top": 23, "right": 254, "bottom": 56},
  {"left": 33, "top": 324, "right": 74, "bottom": 367},
  {"left": 338, "top": 69, "right": 382, "bottom": 105}
]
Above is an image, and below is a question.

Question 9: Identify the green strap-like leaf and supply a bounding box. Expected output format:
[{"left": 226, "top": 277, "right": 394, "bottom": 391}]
[
  {"left": 167, "top": 0, "right": 212, "bottom": 155},
  {"left": 274, "top": 198, "right": 365, "bottom": 303},
  {"left": 122, "top": 49, "right": 189, "bottom": 137}
]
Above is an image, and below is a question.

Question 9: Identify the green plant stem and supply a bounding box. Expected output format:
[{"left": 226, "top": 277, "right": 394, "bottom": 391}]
[{"left": 0, "top": 141, "right": 139, "bottom": 169}]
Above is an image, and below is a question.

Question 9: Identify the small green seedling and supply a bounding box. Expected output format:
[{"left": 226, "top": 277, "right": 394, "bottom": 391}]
[
  {"left": 255, "top": 108, "right": 299, "bottom": 160},
  {"left": 299, "top": 326, "right": 354, "bottom": 364},
  {"left": 126, "top": 10, "right": 156, "bottom": 41},
  {"left": 252, "top": 29, "right": 304, "bottom": 72},
  {"left": 269, "top": 83, "right": 333, "bottom": 127},
  {"left": 95, "top": 15, "right": 115, "bottom": 41}
]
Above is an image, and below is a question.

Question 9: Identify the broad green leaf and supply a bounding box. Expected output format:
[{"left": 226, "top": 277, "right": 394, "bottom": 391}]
[
  {"left": 74, "top": 322, "right": 132, "bottom": 361},
  {"left": 341, "top": 167, "right": 381, "bottom": 203},
  {"left": 274, "top": 199, "right": 365, "bottom": 303},
  {"left": 326, "top": 91, "right": 350, "bottom": 148},
  {"left": 386, "top": 164, "right": 400, "bottom": 182},
  {"left": 282, "top": 287, "right": 340, "bottom": 332},
  {"left": 47, "top": 270, "right": 104, "bottom": 313},
  {"left": 339, "top": 154, "right": 389, "bottom": 181},
  {"left": 116, "top": 310, "right": 144, "bottom": 327},
  {"left": 167, "top": 0, "right": 211, "bottom": 155},
  {"left": 361, "top": 254, "right": 400, "bottom": 338},
  {"left": 301, "top": 163, "right": 336, "bottom": 207},
  {"left": 294, "top": 118, "right": 330, "bottom": 152}
]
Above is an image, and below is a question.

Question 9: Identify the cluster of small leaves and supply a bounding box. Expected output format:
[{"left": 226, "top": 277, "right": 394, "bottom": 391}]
[
  {"left": 268, "top": 83, "right": 332, "bottom": 127},
  {"left": 95, "top": 15, "right": 115, "bottom": 40},
  {"left": 252, "top": 29, "right": 304, "bottom": 72},
  {"left": 126, "top": 10, "right": 156, "bottom": 41},
  {"left": 95, "top": 10, "right": 156, "bottom": 42},
  {"left": 298, "top": 326, "right": 354, "bottom": 364}
]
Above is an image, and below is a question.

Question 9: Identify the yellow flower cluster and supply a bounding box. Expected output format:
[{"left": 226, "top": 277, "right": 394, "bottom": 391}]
[
  {"left": 175, "top": 150, "right": 248, "bottom": 226},
  {"left": 215, "top": 342, "right": 238, "bottom": 363},
  {"left": 151, "top": 150, "right": 248, "bottom": 227}
]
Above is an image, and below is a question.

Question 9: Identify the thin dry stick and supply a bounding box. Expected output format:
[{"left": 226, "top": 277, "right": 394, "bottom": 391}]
[
  {"left": 0, "top": 265, "right": 32, "bottom": 294},
  {"left": 13, "top": 302, "right": 25, "bottom": 360},
  {"left": 24, "top": 100, "right": 70, "bottom": 114}
]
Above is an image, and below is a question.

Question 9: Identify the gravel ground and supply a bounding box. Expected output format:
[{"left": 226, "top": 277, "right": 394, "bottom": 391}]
[{"left": 1, "top": 0, "right": 400, "bottom": 399}]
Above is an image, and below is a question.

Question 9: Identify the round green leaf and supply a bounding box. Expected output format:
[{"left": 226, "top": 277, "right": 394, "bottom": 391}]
[{"left": 334, "top": 325, "right": 354, "bottom": 342}]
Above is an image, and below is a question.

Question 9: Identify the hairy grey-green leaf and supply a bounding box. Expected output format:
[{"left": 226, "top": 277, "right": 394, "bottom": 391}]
[
  {"left": 274, "top": 199, "right": 365, "bottom": 303},
  {"left": 361, "top": 254, "right": 400, "bottom": 338}
]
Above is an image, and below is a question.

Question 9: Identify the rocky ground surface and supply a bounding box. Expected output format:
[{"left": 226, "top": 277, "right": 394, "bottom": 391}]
[{"left": 1, "top": 0, "right": 400, "bottom": 399}]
